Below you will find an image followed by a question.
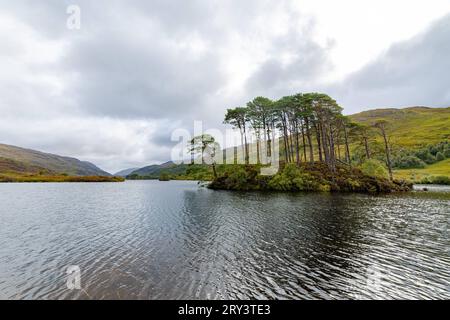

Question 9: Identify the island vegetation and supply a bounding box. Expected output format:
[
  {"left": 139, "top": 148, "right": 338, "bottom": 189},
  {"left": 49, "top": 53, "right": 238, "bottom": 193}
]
[
  {"left": 196, "top": 94, "right": 449, "bottom": 191},
  {"left": 203, "top": 92, "right": 409, "bottom": 193},
  {"left": 124, "top": 103, "right": 449, "bottom": 189}
]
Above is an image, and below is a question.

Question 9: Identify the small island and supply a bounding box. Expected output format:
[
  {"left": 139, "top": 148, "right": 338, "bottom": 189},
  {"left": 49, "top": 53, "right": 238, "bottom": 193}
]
[
  {"left": 184, "top": 93, "right": 449, "bottom": 193},
  {"left": 209, "top": 163, "right": 412, "bottom": 193}
]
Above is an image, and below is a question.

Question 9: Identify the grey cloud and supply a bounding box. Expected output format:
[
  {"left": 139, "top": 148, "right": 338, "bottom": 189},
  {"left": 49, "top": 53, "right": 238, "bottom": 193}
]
[
  {"left": 332, "top": 13, "right": 450, "bottom": 113},
  {"left": 244, "top": 11, "right": 333, "bottom": 98},
  {"left": 64, "top": 26, "right": 226, "bottom": 119},
  {"left": 1, "top": 0, "right": 328, "bottom": 121},
  {"left": 2, "top": 1, "right": 447, "bottom": 172},
  {"left": 246, "top": 39, "right": 332, "bottom": 98}
]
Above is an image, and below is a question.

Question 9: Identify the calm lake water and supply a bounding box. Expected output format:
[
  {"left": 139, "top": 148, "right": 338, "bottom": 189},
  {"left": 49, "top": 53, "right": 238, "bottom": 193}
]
[{"left": 0, "top": 181, "right": 449, "bottom": 300}]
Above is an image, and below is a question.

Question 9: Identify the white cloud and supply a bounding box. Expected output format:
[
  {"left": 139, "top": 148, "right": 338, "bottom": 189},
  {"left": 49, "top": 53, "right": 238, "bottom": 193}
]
[
  {"left": 0, "top": 115, "right": 181, "bottom": 173},
  {"left": 294, "top": 0, "right": 450, "bottom": 81}
]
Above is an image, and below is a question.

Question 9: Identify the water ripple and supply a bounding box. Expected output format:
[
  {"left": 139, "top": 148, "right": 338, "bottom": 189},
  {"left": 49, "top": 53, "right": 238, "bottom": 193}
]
[{"left": 0, "top": 181, "right": 449, "bottom": 299}]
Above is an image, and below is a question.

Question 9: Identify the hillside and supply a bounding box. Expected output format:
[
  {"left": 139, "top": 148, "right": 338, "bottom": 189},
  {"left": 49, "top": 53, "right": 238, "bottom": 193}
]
[
  {"left": 129, "top": 161, "right": 179, "bottom": 177},
  {"left": 127, "top": 161, "right": 198, "bottom": 179},
  {"left": 394, "top": 159, "right": 450, "bottom": 182},
  {"left": 0, "top": 143, "right": 111, "bottom": 177},
  {"left": 114, "top": 168, "right": 139, "bottom": 177},
  {"left": 350, "top": 106, "right": 450, "bottom": 148}
]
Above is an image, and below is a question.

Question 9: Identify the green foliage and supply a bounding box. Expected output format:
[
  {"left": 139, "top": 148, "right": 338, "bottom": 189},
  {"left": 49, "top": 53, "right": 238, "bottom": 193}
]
[
  {"left": 185, "top": 165, "right": 214, "bottom": 181},
  {"left": 436, "top": 152, "right": 445, "bottom": 161},
  {"left": 419, "top": 176, "right": 450, "bottom": 185},
  {"left": 158, "top": 173, "right": 170, "bottom": 181},
  {"left": 391, "top": 141, "right": 449, "bottom": 168},
  {"left": 224, "top": 166, "right": 252, "bottom": 190},
  {"left": 267, "top": 164, "right": 319, "bottom": 191},
  {"left": 417, "top": 150, "right": 436, "bottom": 164},
  {"left": 209, "top": 163, "right": 411, "bottom": 193},
  {"left": 351, "top": 141, "right": 384, "bottom": 163},
  {"left": 395, "top": 155, "right": 426, "bottom": 169},
  {"left": 359, "top": 159, "right": 389, "bottom": 179},
  {"left": 394, "top": 158, "right": 450, "bottom": 182},
  {"left": 126, "top": 164, "right": 214, "bottom": 181},
  {"left": 445, "top": 148, "right": 450, "bottom": 158}
]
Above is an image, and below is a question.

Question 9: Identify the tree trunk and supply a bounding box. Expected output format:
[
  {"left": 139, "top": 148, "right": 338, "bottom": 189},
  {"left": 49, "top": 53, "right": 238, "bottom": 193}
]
[
  {"left": 282, "top": 114, "right": 291, "bottom": 163},
  {"left": 262, "top": 117, "right": 267, "bottom": 160},
  {"left": 243, "top": 124, "right": 249, "bottom": 164},
  {"left": 289, "top": 123, "right": 295, "bottom": 163},
  {"left": 337, "top": 139, "right": 341, "bottom": 161},
  {"left": 212, "top": 163, "right": 217, "bottom": 179},
  {"left": 343, "top": 124, "right": 351, "bottom": 168},
  {"left": 283, "top": 134, "right": 289, "bottom": 163},
  {"left": 295, "top": 120, "right": 300, "bottom": 165},
  {"left": 363, "top": 136, "right": 370, "bottom": 159},
  {"left": 256, "top": 130, "right": 261, "bottom": 165},
  {"left": 328, "top": 123, "right": 336, "bottom": 172},
  {"left": 316, "top": 124, "right": 323, "bottom": 162},
  {"left": 320, "top": 122, "right": 330, "bottom": 165},
  {"left": 300, "top": 121, "right": 307, "bottom": 162},
  {"left": 236, "top": 126, "right": 244, "bottom": 164},
  {"left": 271, "top": 122, "right": 276, "bottom": 161},
  {"left": 380, "top": 126, "right": 393, "bottom": 181},
  {"left": 305, "top": 118, "right": 314, "bottom": 163}
]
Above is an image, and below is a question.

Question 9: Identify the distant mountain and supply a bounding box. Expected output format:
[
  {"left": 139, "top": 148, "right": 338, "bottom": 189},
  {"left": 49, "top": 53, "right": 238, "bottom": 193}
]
[
  {"left": 0, "top": 143, "right": 110, "bottom": 176},
  {"left": 114, "top": 168, "right": 139, "bottom": 177},
  {"left": 350, "top": 106, "right": 450, "bottom": 148},
  {"left": 128, "top": 161, "right": 181, "bottom": 177}
]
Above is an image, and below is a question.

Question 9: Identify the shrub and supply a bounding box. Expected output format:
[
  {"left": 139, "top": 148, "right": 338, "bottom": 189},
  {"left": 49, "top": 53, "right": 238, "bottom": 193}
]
[
  {"left": 158, "top": 173, "right": 170, "bottom": 181},
  {"left": 445, "top": 148, "right": 450, "bottom": 158},
  {"left": 427, "top": 144, "right": 439, "bottom": 156},
  {"left": 267, "top": 164, "right": 320, "bottom": 191},
  {"left": 417, "top": 150, "right": 436, "bottom": 164},
  {"left": 395, "top": 155, "right": 426, "bottom": 169},
  {"left": 225, "top": 167, "right": 249, "bottom": 189},
  {"left": 359, "top": 159, "right": 389, "bottom": 179},
  {"left": 436, "top": 152, "right": 445, "bottom": 161},
  {"left": 420, "top": 176, "right": 450, "bottom": 185},
  {"left": 209, "top": 163, "right": 411, "bottom": 193}
]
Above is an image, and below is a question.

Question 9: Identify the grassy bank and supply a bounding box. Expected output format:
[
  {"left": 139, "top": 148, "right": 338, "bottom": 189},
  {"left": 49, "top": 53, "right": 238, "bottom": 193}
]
[
  {"left": 0, "top": 172, "right": 125, "bottom": 183},
  {"left": 394, "top": 159, "right": 450, "bottom": 184}
]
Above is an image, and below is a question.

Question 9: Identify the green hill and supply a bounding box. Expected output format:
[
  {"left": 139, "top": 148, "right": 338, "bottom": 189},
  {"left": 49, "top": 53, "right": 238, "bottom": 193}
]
[
  {"left": 0, "top": 143, "right": 110, "bottom": 176},
  {"left": 129, "top": 161, "right": 178, "bottom": 176},
  {"left": 114, "top": 168, "right": 139, "bottom": 177},
  {"left": 126, "top": 162, "right": 211, "bottom": 180},
  {"left": 393, "top": 159, "right": 450, "bottom": 183},
  {"left": 349, "top": 106, "right": 450, "bottom": 183},
  {"left": 350, "top": 106, "right": 450, "bottom": 148},
  {"left": 0, "top": 143, "right": 122, "bottom": 182}
]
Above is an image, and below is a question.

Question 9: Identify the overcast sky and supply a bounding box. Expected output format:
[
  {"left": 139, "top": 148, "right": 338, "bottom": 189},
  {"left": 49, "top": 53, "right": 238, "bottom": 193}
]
[{"left": 0, "top": 0, "right": 449, "bottom": 173}]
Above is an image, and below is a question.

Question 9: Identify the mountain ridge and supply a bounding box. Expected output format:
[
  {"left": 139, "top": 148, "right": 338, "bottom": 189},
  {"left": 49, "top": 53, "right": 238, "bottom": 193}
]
[
  {"left": 0, "top": 143, "right": 110, "bottom": 176},
  {"left": 114, "top": 168, "right": 139, "bottom": 177}
]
